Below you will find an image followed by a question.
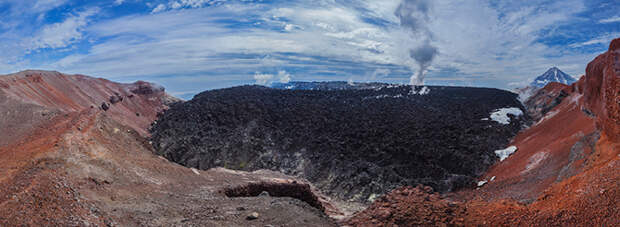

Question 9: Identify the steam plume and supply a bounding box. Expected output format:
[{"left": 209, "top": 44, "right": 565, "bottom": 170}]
[
  {"left": 394, "top": 0, "right": 438, "bottom": 85},
  {"left": 409, "top": 41, "right": 437, "bottom": 85}
]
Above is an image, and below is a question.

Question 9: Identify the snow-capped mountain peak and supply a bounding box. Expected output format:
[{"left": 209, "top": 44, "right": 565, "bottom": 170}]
[{"left": 530, "top": 67, "right": 576, "bottom": 87}]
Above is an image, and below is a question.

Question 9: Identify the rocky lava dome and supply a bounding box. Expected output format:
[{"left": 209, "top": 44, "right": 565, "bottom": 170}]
[{"left": 150, "top": 85, "right": 528, "bottom": 203}]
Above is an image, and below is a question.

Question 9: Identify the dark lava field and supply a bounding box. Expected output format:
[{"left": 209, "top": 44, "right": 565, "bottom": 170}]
[{"left": 150, "top": 84, "right": 528, "bottom": 203}]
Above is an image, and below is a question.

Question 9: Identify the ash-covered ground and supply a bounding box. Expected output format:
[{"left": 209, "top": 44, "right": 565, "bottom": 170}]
[{"left": 150, "top": 84, "right": 529, "bottom": 203}]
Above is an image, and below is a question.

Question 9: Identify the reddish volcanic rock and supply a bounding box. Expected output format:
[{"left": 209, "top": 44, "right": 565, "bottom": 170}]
[
  {"left": 347, "top": 38, "right": 620, "bottom": 226},
  {"left": 476, "top": 83, "right": 597, "bottom": 202},
  {"left": 583, "top": 38, "right": 620, "bottom": 142},
  {"left": 524, "top": 82, "right": 571, "bottom": 122},
  {"left": 460, "top": 38, "right": 620, "bottom": 203},
  {"left": 342, "top": 185, "right": 467, "bottom": 226},
  {"left": 0, "top": 70, "right": 178, "bottom": 137}
]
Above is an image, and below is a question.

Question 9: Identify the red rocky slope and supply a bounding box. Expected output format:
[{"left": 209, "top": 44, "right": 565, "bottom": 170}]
[
  {"left": 345, "top": 38, "right": 620, "bottom": 226},
  {"left": 0, "top": 71, "right": 337, "bottom": 226},
  {"left": 0, "top": 70, "right": 175, "bottom": 137}
]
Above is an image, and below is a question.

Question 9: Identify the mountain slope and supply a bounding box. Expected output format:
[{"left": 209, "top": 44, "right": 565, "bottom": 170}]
[
  {"left": 530, "top": 67, "right": 576, "bottom": 87},
  {"left": 0, "top": 70, "right": 176, "bottom": 138},
  {"left": 0, "top": 71, "right": 336, "bottom": 226},
  {"left": 345, "top": 37, "right": 620, "bottom": 226}
]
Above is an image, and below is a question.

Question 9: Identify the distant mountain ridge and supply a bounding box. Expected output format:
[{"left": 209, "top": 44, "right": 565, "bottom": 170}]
[{"left": 530, "top": 67, "right": 576, "bottom": 87}]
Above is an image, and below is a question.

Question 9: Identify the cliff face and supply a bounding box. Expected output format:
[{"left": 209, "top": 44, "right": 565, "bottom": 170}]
[{"left": 582, "top": 38, "right": 620, "bottom": 142}]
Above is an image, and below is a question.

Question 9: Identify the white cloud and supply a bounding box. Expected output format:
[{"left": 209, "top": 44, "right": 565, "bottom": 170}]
[
  {"left": 47, "top": 4, "right": 402, "bottom": 79},
  {"left": 254, "top": 72, "right": 273, "bottom": 85},
  {"left": 599, "top": 16, "right": 620, "bottom": 24},
  {"left": 150, "top": 0, "right": 230, "bottom": 13},
  {"left": 278, "top": 70, "right": 291, "bottom": 83},
  {"left": 427, "top": 0, "right": 591, "bottom": 86},
  {"left": 284, "top": 24, "right": 296, "bottom": 31},
  {"left": 13, "top": 0, "right": 611, "bottom": 93},
  {"left": 570, "top": 33, "right": 620, "bottom": 48},
  {"left": 114, "top": 0, "right": 126, "bottom": 5},
  {"left": 29, "top": 8, "right": 99, "bottom": 50},
  {"left": 32, "top": 0, "right": 70, "bottom": 13},
  {"left": 571, "top": 38, "right": 609, "bottom": 47},
  {"left": 152, "top": 4, "right": 167, "bottom": 13},
  {"left": 252, "top": 70, "right": 291, "bottom": 85}
]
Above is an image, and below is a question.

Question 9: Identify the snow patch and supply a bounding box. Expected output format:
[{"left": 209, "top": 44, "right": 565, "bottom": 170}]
[
  {"left": 535, "top": 110, "right": 558, "bottom": 125},
  {"left": 347, "top": 78, "right": 355, "bottom": 86},
  {"left": 418, "top": 86, "right": 430, "bottom": 95},
  {"left": 191, "top": 168, "right": 200, "bottom": 175},
  {"left": 516, "top": 86, "right": 538, "bottom": 103},
  {"left": 368, "top": 94, "right": 405, "bottom": 99},
  {"left": 489, "top": 107, "right": 523, "bottom": 125},
  {"left": 367, "top": 193, "right": 379, "bottom": 202},
  {"left": 569, "top": 93, "right": 583, "bottom": 105},
  {"left": 495, "top": 146, "right": 518, "bottom": 161},
  {"left": 477, "top": 175, "right": 497, "bottom": 187},
  {"left": 409, "top": 86, "right": 430, "bottom": 95},
  {"left": 386, "top": 84, "right": 406, "bottom": 88}
]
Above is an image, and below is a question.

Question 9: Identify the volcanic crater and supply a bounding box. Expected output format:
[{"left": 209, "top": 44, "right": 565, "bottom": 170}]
[{"left": 149, "top": 84, "right": 529, "bottom": 208}]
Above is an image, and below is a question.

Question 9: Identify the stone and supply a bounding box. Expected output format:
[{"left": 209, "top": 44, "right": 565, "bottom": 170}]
[
  {"left": 101, "top": 102, "right": 109, "bottom": 111},
  {"left": 246, "top": 212, "right": 259, "bottom": 220}
]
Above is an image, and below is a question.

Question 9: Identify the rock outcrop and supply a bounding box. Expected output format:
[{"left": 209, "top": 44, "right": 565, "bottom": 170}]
[
  {"left": 582, "top": 38, "right": 620, "bottom": 142},
  {"left": 523, "top": 82, "right": 571, "bottom": 122}
]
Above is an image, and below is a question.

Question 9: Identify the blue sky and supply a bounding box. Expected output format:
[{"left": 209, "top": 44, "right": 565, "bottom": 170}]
[{"left": 0, "top": 0, "right": 618, "bottom": 99}]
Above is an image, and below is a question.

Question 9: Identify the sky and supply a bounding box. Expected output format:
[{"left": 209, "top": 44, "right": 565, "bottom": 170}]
[{"left": 0, "top": 0, "right": 618, "bottom": 99}]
